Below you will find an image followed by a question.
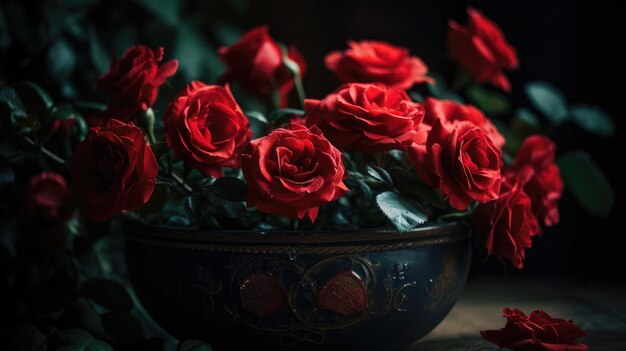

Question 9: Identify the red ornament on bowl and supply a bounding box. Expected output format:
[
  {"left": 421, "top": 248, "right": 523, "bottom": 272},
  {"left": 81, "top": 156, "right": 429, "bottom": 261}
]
[
  {"left": 319, "top": 271, "right": 368, "bottom": 316},
  {"left": 239, "top": 273, "right": 287, "bottom": 318}
]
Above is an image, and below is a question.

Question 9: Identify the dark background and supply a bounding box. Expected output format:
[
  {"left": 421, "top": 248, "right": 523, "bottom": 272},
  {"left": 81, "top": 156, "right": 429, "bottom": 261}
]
[{"left": 2, "top": 0, "right": 625, "bottom": 280}]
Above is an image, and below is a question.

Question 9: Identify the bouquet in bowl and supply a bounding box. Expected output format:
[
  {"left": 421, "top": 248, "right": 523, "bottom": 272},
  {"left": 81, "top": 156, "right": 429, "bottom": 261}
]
[
  {"left": 2, "top": 7, "right": 613, "bottom": 273},
  {"left": 0, "top": 5, "right": 615, "bottom": 350}
]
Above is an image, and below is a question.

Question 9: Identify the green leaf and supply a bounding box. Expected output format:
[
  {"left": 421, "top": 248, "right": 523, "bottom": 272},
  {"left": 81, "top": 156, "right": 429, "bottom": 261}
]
[
  {"left": 245, "top": 111, "right": 268, "bottom": 124},
  {"left": 376, "top": 191, "right": 428, "bottom": 232},
  {"left": 79, "top": 279, "right": 133, "bottom": 311},
  {"left": 525, "top": 81, "right": 568, "bottom": 124},
  {"left": 513, "top": 107, "right": 540, "bottom": 129},
  {"left": 366, "top": 165, "right": 393, "bottom": 184},
  {"left": 134, "top": 0, "right": 180, "bottom": 25},
  {"left": 49, "top": 329, "right": 113, "bottom": 351},
  {"left": 179, "top": 340, "right": 213, "bottom": 351},
  {"left": 0, "top": 87, "right": 27, "bottom": 132},
  {"left": 344, "top": 177, "right": 372, "bottom": 200},
  {"left": 184, "top": 194, "right": 201, "bottom": 223},
  {"left": 74, "top": 101, "right": 107, "bottom": 112},
  {"left": 47, "top": 38, "right": 76, "bottom": 82},
  {"left": 0, "top": 86, "right": 26, "bottom": 119},
  {"left": 14, "top": 82, "right": 54, "bottom": 119},
  {"left": 207, "top": 192, "right": 246, "bottom": 219},
  {"left": 101, "top": 311, "right": 145, "bottom": 344},
  {"left": 211, "top": 176, "right": 247, "bottom": 202},
  {"left": 569, "top": 105, "right": 614, "bottom": 137},
  {"left": 557, "top": 150, "right": 613, "bottom": 217},
  {"left": 89, "top": 26, "right": 111, "bottom": 74},
  {"left": 466, "top": 85, "right": 510, "bottom": 115}
]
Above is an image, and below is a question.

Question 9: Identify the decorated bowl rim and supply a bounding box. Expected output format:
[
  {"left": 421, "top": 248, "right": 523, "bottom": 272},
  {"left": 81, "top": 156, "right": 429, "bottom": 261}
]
[{"left": 123, "top": 217, "right": 469, "bottom": 248}]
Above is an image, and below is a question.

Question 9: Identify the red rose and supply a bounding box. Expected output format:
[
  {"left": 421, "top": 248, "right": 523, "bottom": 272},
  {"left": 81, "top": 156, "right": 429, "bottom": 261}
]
[
  {"left": 423, "top": 97, "right": 505, "bottom": 149},
  {"left": 97, "top": 45, "right": 178, "bottom": 122},
  {"left": 472, "top": 173, "right": 539, "bottom": 269},
  {"left": 510, "top": 135, "right": 564, "bottom": 227},
  {"left": 304, "top": 83, "right": 425, "bottom": 152},
  {"left": 163, "top": 82, "right": 252, "bottom": 178},
  {"left": 241, "top": 124, "right": 348, "bottom": 222},
  {"left": 70, "top": 119, "right": 158, "bottom": 222},
  {"left": 481, "top": 308, "right": 588, "bottom": 351},
  {"left": 18, "top": 172, "right": 75, "bottom": 248},
  {"left": 409, "top": 119, "right": 502, "bottom": 210},
  {"left": 219, "top": 26, "right": 306, "bottom": 106},
  {"left": 325, "top": 40, "right": 432, "bottom": 90},
  {"left": 447, "top": 8, "right": 519, "bottom": 92}
]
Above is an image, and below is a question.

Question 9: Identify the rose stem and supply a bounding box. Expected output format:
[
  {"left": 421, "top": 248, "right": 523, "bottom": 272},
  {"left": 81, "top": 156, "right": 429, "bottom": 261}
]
[{"left": 19, "top": 135, "right": 66, "bottom": 165}]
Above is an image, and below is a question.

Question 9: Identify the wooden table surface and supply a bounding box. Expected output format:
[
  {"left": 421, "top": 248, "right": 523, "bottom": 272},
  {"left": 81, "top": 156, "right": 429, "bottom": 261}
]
[{"left": 409, "top": 277, "right": 626, "bottom": 350}]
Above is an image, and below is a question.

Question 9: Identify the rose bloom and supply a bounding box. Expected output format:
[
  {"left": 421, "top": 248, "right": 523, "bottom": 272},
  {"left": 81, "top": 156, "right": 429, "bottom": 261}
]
[
  {"left": 70, "top": 119, "right": 158, "bottom": 222},
  {"left": 97, "top": 45, "right": 178, "bottom": 121},
  {"left": 509, "top": 135, "right": 564, "bottom": 227},
  {"left": 447, "top": 8, "right": 519, "bottom": 92},
  {"left": 18, "top": 172, "right": 75, "bottom": 248},
  {"left": 163, "top": 82, "right": 251, "bottom": 178},
  {"left": 472, "top": 172, "right": 539, "bottom": 269},
  {"left": 241, "top": 124, "right": 348, "bottom": 222},
  {"left": 409, "top": 119, "right": 502, "bottom": 210},
  {"left": 304, "top": 83, "right": 425, "bottom": 152},
  {"left": 422, "top": 97, "right": 505, "bottom": 149},
  {"left": 325, "top": 40, "right": 432, "bottom": 90},
  {"left": 481, "top": 308, "right": 588, "bottom": 351},
  {"left": 219, "top": 26, "right": 306, "bottom": 106}
]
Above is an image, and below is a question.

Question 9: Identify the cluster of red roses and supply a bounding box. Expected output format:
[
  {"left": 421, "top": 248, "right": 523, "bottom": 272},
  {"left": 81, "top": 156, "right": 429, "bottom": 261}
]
[{"left": 52, "top": 8, "right": 564, "bottom": 270}]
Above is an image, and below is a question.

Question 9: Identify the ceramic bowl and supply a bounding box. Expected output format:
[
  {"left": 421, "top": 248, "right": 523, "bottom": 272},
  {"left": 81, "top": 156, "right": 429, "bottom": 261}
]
[{"left": 124, "top": 221, "right": 471, "bottom": 351}]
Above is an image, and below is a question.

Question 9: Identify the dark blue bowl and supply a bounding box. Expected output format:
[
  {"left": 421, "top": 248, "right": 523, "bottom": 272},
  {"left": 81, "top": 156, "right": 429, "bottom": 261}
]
[{"left": 124, "top": 221, "right": 471, "bottom": 351}]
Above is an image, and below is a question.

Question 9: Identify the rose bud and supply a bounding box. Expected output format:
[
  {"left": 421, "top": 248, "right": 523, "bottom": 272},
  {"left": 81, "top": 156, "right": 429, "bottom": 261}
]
[
  {"left": 219, "top": 26, "right": 306, "bottom": 106},
  {"left": 447, "top": 8, "right": 519, "bottom": 92}
]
